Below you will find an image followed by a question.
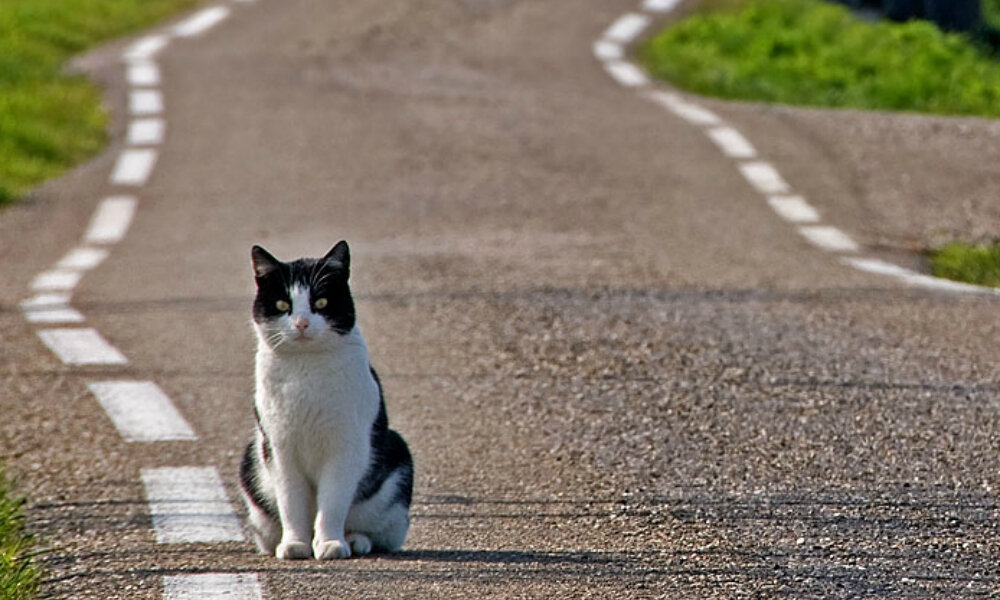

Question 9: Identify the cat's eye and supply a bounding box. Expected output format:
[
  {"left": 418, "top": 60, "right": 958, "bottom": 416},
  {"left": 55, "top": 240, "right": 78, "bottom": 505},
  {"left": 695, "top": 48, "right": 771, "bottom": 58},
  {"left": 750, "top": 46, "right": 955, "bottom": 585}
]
[
  {"left": 275, "top": 300, "right": 290, "bottom": 312},
  {"left": 313, "top": 298, "right": 328, "bottom": 309}
]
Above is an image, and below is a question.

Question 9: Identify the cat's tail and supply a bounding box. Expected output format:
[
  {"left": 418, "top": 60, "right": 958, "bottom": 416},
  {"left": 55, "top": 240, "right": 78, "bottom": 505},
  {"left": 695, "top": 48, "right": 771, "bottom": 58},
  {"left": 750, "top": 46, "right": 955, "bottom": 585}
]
[{"left": 239, "top": 437, "right": 281, "bottom": 555}]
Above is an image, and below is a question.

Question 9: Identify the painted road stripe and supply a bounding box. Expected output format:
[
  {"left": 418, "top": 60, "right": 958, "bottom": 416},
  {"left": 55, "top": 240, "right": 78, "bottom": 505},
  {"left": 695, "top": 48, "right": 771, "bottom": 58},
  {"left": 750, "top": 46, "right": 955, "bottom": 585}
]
[
  {"left": 37, "top": 328, "right": 128, "bottom": 365},
  {"left": 643, "top": 0, "right": 682, "bottom": 11},
  {"left": 768, "top": 195, "right": 820, "bottom": 223},
  {"left": 707, "top": 126, "right": 757, "bottom": 159},
  {"left": 129, "top": 90, "right": 164, "bottom": 115},
  {"left": 163, "top": 574, "right": 263, "bottom": 600},
  {"left": 604, "top": 60, "right": 649, "bottom": 87},
  {"left": 592, "top": 40, "right": 623, "bottom": 61},
  {"left": 127, "top": 118, "right": 166, "bottom": 146},
  {"left": 142, "top": 467, "right": 245, "bottom": 543},
  {"left": 57, "top": 247, "right": 110, "bottom": 271},
  {"left": 111, "top": 149, "right": 158, "bottom": 186},
  {"left": 123, "top": 35, "right": 170, "bottom": 61},
  {"left": 173, "top": 6, "right": 231, "bottom": 38},
  {"left": 20, "top": 295, "right": 85, "bottom": 324},
  {"left": 603, "top": 13, "right": 650, "bottom": 44},
  {"left": 127, "top": 61, "right": 161, "bottom": 87},
  {"left": 85, "top": 196, "right": 138, "bottom": 244},
  {"left": 738, "top": 161, "right": 791, "bottom": 195},
  {"left": 843, "top": 257, "right": 1000, "bottom": 295},
  {"left": 88, "top": 381, "right": 197, "bottom": 442},
  {"left": 31, "top": 270, "right": 83, "bottom": 292},
  {"left": 644, "top": 91, "right": 721, "bottom": 126},
  {"left": 798, "top": 225, "right": 860, "bottom": 253}
]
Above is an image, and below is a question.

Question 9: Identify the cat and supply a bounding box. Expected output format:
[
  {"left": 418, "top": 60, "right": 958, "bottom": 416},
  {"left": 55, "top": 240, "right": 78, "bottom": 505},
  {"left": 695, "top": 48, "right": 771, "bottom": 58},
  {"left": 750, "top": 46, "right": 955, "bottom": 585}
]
[{"left": 239, "top": 241, "right": 413, "bottom": 560}]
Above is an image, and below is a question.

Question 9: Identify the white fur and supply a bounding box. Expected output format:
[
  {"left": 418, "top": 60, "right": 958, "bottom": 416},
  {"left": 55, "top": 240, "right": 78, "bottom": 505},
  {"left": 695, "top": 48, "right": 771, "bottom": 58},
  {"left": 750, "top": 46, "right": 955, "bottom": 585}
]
[{"left": 251, "top": 286, "right": 380, "bottom": 560}]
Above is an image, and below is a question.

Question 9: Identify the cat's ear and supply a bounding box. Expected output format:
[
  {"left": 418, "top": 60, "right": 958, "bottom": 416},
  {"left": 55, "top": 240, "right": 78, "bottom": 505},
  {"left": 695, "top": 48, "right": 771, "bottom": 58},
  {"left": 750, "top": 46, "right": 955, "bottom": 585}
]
[
  {"left": 323, "top": 240, "right": 350, "bottom": 276},
  {"left": 251, "top": 245, "right": 282, "bottom": 279}
]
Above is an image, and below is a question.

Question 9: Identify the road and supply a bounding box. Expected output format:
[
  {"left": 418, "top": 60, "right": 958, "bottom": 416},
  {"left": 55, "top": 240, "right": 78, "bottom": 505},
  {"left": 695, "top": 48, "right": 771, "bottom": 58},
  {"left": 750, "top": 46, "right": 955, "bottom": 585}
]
[{"left": 1, "top": 0, "right": 999, "bottom": 598}]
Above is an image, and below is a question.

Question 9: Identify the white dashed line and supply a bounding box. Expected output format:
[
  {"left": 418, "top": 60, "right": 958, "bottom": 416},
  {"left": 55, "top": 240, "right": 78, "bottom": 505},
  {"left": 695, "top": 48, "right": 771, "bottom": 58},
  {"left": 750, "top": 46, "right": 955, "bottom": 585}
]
[
  {"left": 141, "top": 467, "right": 245, "bottom": 543},
  {"left": 643, "top": 91, "right": 722, "bottom": 126},
  {"left": 111, "top": 149, "right": 158, "bottom": 186},
  {"left": 127, "top": 118, "right": 166, "bottom": 146},
  {"left": 738, "top": 161, "right": 791, "bottom": 195},
  {"left": 36, "top": 328, "right": 128, "bottom": 365},
  {"left": 85, "top": 196, "right": 138, "bottom": 244},
  {"left": 123, "top": 34, "right": 170, "bottom": 62},
  {"left": 643, "top": 0, "right": 682, "bottom": 11},
  {"left": 129, "top": 89, "right": 164, "bottom": 115},
  {"left": 592, "top": 40, "right": 624, "bottom": 61},
  {"left": 798, "top": 225, "right": 860, "bottom": 253},
  {"left": 127, "top": 61, "right": 161, "bottom": 87},
  {"left": 163, "top": 574, "right": 263, "bottom": 600},
  {"left": 706, "top": 126, "right": 757, "bottom": 158},
  {"left": 604, "top": 60, "right": 649, "bottom": 87},
  {"left": 56, "top": 247, "right": 110, "bottom": 271},
  {"left": 172, "top": 6, "right": 231, "bottom": 37},
  {"left": 31, "top": 270, "right": 83, "bottom": 292},
  {"left": 88, "top": 381, "right": 197, "bottom": 442},
  {"left": 843, "top": 257, "right": 1000, "bottom": 294},
  {"left": 767, "top": 195, "right": 821, "bottom": 223},
  {"left": 20, "top": 294, "right": 85, "bottom": 324},
  {"left": 603, "top": 13, "right": 651, "bottom": 44}
]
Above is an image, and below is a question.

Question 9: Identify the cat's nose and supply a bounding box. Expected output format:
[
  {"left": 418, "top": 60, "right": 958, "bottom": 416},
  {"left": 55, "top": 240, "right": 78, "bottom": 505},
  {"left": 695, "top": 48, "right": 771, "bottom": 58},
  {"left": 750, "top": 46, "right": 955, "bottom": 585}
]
[{"left": 291, "top": 316, "right": 309, "bottom": 331}]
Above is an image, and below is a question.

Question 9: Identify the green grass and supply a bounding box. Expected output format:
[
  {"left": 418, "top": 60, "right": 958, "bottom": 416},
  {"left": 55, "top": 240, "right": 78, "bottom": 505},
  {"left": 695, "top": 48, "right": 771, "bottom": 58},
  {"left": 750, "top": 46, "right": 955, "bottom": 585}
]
[
  {"left": 640, "top": 0, "right": 1000, "bottom": 117},
  {"left": 0, "top": 470, "right": 39, "bottom": 600},
  {"left": 930, "top": 241, "right": 1000, "bottom": 287},
  {"left": 985, "top": 0, "right": 1000, "bottom": 29},
  {"left": 0, "top": 0, "right": 200, "bottom": 205}
]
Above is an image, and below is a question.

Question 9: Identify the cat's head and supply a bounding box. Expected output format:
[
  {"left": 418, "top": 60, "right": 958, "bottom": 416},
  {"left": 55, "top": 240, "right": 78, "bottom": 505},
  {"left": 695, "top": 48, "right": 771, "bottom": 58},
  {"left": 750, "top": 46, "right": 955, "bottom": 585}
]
[{"left": 250, "top": 241, "right": 356, "bottom": 352}]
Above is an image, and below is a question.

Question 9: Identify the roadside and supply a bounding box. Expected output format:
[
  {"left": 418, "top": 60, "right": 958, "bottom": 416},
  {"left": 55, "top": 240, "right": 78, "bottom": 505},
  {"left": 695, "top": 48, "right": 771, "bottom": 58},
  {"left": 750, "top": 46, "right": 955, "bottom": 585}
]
[{"left": 638, "top": 0, "right": 1000, "bottom": 285}]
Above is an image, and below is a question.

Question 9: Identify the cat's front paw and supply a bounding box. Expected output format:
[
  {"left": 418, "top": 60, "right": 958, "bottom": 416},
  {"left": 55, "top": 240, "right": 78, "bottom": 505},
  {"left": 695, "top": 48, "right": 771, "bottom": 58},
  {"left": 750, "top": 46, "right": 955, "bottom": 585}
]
[
  {"left": 313, "top": 539, "right": 351, "bottom": 560},
  {"left": 275, "top": 541, "right": 312, "bottom": 560}
]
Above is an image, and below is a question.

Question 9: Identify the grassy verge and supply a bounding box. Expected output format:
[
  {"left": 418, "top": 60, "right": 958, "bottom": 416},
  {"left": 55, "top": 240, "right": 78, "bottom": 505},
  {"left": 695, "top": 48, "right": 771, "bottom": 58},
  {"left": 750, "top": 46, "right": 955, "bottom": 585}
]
[
  {"left": 639, "top": 0, "right": 1000, "bottom": 117},
  {"left": 930, "top": 242, "right": 1000, "bottom": 288},
  {"left": 0, "top": 0, "right": 200, "bottom": 205},
  {"left": 0, "top": 470, "right": 40, "bottom": 600}
]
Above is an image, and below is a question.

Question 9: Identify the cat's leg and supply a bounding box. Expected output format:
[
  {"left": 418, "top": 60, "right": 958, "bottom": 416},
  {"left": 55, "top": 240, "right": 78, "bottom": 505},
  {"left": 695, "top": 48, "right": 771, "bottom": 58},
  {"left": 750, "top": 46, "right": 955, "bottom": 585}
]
[
  {"left": 272, "top": 459, "right": 316, "bottom": 560},
  {"left": 312, "top": 459, "right": 365, "bottom": 560},
  {"left": 345, "top": 470, "right": 411, "bottom": 553},
  {"left": 239, "top": 441, "right": 281, "bottom": 555},
  {"left": 345, "top": 532, "right": 372, "bottom": 556}
]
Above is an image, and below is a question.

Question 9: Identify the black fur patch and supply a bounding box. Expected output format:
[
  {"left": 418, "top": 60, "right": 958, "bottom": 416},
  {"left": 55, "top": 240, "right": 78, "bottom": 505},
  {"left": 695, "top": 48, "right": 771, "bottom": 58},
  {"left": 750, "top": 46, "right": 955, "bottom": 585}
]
[
  {"left": 239, "top": 440, "right": 279, "bottom": 523},
  {"left": 354, "top": 367, "right": 414, "bottom": 508}
]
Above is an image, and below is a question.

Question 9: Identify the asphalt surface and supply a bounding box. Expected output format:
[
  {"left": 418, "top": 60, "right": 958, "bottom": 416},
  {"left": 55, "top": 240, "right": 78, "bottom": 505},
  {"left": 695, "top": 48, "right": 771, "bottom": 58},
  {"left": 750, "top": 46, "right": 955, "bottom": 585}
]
[{"left": 2, "top": 0, "right": 999, "bottom": 598}]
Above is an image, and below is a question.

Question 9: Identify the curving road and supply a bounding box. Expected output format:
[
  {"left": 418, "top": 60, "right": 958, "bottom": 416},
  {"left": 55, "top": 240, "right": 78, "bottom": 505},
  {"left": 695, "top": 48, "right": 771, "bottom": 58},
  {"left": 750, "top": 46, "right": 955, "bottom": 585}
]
[{"left": 1, "top": 0, "right": 999, "bottom": 598}]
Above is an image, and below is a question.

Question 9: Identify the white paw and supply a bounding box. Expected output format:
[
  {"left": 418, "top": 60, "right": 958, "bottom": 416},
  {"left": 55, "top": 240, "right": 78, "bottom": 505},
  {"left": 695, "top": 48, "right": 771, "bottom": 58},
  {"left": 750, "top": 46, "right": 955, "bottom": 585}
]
[
  {"left": 275, "top": 541, "right": 312, "bottom": 560},
  {"left": 314, "top": 539, "right": 351, "bottom": 560},
  {"left": 346, "top": 533, "right": 372, "bottom": 556}
]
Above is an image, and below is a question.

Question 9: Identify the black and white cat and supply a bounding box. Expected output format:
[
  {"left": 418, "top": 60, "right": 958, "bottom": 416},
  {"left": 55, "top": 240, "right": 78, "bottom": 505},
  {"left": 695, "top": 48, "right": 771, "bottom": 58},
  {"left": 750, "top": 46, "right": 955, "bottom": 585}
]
[{"left": 239, "top": 241, "right": 413, "bottom": 560}]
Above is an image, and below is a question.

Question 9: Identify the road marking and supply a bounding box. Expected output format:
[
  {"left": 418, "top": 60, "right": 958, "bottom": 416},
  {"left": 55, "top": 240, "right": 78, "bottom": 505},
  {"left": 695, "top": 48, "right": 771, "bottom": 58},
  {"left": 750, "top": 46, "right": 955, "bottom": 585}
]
[
  {"left": 173, "top": 6, "right": 231, "bottom": 37},
  {"left": 798, "top": 225, "right": 860, "bottom": 253},
  {"left": 604, "top": 60, "right": 649, "bottom": 87},
  {"left": 738, "top": 161, "right": 791, "bottom": 195},
  {"left": 88, "top": 381, "right": 197, "bottom": 442},
  {"left": 843, "top": 257, "right": 1000, "bottom": 294},
  {"left": 127, "top": 61, "right": 161, "bottom": 87},
  {"left": 127, "top": 118, "right": 166, "bottom": 146},
  {"left": 111, "top": 149, "right": 158, "bottom": 186},
  {"left": 21, "top": 295, "right": 85, "bottom": 324},
  {"left": 643, "top": 0, "right": 682, "bottom": 11},
  {"left": 31, "top": 270, "right": 83, "bottom": 292},
  {"left": 57, "top": 247, "right": 110, "bottom": 271},
  {"left": 129, "top": 90, "right": 164, "bottom": 115},
  {"left": 163, "top": 574, "right": 263, "bottom": 600},
  {"left": 141, "top": 467, "right": 245, "bottom": 543},
  {"left": 643, "top": 90, "right": 721, "bottom": 126},
  {"left": 592, "top": 40, "right": 624, "bottom": 61},
  {"left": 123, "top": 34, "right": 170, "bottom": 61},
  {"left": 603, "top": 13, "right": 650, "bottom": 44},
  {"left": 85, "top": 196, "right": 138, "bottom": 245},
  {"left": 767, "top": 195, "right": 820, "bottom": 223},
  {"left": 36, "top": 328, "right": 128, "bottom": 365},
  {"left": 706, "top": 126, "right": 757, "bottom": 158}
]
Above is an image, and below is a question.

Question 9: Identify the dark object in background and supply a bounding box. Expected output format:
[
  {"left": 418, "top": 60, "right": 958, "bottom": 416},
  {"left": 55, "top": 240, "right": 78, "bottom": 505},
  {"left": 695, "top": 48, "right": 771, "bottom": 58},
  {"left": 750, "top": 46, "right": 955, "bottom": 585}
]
[{"left": 833, "top": 0, "right": 982, "bottom": 33}]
